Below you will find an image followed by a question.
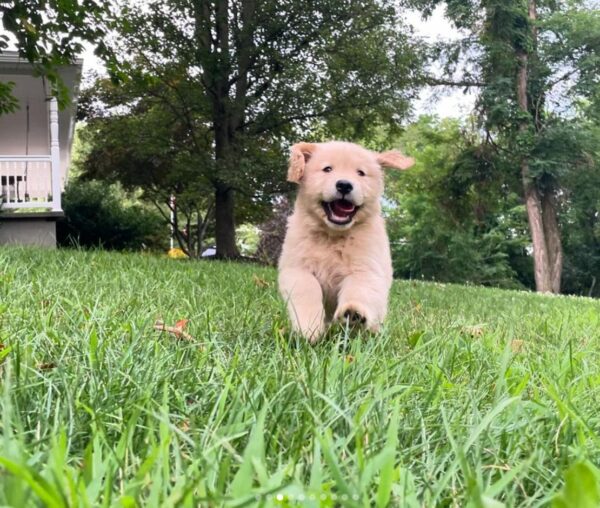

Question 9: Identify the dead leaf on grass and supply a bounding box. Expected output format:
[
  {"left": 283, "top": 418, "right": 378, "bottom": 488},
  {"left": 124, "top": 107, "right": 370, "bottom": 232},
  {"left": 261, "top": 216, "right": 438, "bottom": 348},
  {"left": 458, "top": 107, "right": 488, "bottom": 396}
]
[
  {"left": 37, "top": 362, "right": 57, "bottom": 371},
  {"left": 463, "top": 324, "right": 485, "bottom": 338},
  {"left": 511, "top": 339, "right": 524, "bottom": 353},
  {"left": 253, "top": 275, "right": 271, "bottom": 289},
  {"left": 154, "top": 319, "right": 200, "bottom": 346},
  {"left": 174, "top": 319, "right": 189, "bottom": 331}
]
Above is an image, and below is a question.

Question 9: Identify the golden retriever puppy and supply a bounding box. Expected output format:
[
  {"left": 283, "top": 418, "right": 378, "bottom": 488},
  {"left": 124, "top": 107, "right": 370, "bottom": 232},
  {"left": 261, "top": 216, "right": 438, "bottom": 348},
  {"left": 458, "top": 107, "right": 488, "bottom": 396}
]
[{"left": 278, "top": 141, "right": 414, "bottom": 342}]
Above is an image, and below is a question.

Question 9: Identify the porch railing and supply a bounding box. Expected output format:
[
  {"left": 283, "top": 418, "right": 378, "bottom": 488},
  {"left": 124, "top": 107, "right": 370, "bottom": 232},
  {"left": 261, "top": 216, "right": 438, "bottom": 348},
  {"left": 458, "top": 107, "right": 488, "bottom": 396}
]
[
  {"left": 0, "top": 155, "right": 59, "bottom": 210},
  {"left": 0, "top": 98, "right": 62, "bottom": 213}
]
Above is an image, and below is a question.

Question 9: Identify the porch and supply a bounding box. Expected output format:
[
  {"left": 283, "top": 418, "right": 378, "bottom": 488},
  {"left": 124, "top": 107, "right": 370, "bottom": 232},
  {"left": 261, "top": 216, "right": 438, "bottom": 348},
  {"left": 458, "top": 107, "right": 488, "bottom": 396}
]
[
  {"left": 0, "top": 94, "right": 63, "bottom": 212},
  {"left": 0, "top": 156, "right": 52, "bottom": 208},
  {"left": 0, "top": 51, "right": 82, "bottom": 246}
]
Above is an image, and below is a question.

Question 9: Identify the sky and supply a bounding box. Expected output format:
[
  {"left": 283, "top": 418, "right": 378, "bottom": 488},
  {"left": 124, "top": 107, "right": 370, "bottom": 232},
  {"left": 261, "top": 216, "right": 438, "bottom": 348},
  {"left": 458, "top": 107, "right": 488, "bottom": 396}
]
[{"left": 404, "top": 6, "right": 476, "bottom": 118}]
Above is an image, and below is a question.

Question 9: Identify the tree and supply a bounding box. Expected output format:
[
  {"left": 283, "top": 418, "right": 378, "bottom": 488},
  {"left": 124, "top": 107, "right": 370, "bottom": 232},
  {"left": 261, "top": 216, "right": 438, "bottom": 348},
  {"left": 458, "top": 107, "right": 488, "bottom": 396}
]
[
  {"left": 409, "top": 0, "right": 600, "bottom": 293},
  {"left": 78, "top": 73, "right": 287, "bottom": 258},
  {"left": 103, "top": 0, "right": 418, "bottom": 258},
  {"left": 560, "top": 123, "right": 600, "bottom": 298},
  {"left": 385, "top": 116, "right": 532, "bottom": 288},
  {"left": 76, "top": 76, "right": 215, "bottom": 258},
  {"left": 0, "top": 0, "right": 111, "bottom": 110}
]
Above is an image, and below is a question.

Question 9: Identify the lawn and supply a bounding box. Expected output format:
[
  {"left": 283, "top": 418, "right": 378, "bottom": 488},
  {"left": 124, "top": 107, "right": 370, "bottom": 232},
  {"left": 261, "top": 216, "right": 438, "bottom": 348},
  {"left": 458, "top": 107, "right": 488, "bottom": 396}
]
[{"left": 1, "top": 247, "right": 599, "bottom": 507}]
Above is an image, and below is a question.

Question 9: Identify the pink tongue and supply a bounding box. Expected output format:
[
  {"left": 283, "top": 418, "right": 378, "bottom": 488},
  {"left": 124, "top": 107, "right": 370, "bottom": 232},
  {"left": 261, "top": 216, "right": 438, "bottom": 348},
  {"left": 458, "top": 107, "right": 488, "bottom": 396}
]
[{"left": 332, "top": 200, "right": 355, "bottom": 217}]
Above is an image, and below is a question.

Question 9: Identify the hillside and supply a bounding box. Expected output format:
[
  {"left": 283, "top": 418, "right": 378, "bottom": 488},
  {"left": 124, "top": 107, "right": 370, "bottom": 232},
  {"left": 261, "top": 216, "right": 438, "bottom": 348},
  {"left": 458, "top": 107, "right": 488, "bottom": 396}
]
[{"left": 1, "top": 247, "right": 599, "bottom": 506}]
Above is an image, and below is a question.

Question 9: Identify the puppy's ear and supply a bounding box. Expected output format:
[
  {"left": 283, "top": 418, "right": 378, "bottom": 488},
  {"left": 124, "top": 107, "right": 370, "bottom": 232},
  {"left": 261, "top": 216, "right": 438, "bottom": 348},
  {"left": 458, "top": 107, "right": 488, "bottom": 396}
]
[
  {"left": 288, "top": 142, "right": 317, "bottom": 183},
  {"left": 376, "top": 150, "right": 415, "bottom": 170}
]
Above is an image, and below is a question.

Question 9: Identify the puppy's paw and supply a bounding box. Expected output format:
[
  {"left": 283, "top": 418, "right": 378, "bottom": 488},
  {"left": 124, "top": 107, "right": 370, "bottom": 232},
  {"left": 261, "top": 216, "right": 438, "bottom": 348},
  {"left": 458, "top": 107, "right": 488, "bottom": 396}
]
[
  {"left": 305, "top": 327, "right": 325, "bottom": 345},
  {"left": 334, "top": 302, "right": 379, "bottom": 331},
  {"left": 293, "top": 321, "right": 326, "bottom": 345}
]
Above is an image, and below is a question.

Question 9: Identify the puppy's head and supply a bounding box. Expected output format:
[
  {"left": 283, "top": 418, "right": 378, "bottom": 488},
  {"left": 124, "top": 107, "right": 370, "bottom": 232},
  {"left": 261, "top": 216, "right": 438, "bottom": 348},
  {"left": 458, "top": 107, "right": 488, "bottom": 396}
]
[{"left": 288, "top": 141, "right": 414, "bottom": 231}]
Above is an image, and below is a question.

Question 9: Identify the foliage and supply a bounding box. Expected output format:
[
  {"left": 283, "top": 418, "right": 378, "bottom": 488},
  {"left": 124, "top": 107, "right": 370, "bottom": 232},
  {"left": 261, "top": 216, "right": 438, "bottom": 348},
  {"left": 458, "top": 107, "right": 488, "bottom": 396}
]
[
  {"left": 560, "top": 124, "right": 600, "bottom": 298},
  {"left": 386, "top": 117, "right": 532, "bottom": 288},
  {"left": 57, "top": 179, "right": 166, "bottom": 251},
  {"left": 0, "top": 80, "right": 17, "bottom": 114},
  {"left": 387, "top": 114, "right": 600, "bottom": 295},
  {"left": 236, "top": 224, "right": 260, "bottom": 257},
  {"left": 407, "top": 0, "right": 600, "bottom": 293},
  {"left": 1, "top": 247, "right": 600, "bottom": 505},
  {"left": 553, "top": 462, "right": 600, "bottom": 508},
  {"left": 77, "top": 76, "right": 281, "bottom": 258},
  {"left": 94, "top": 0, "right": 420, "bottom": 257},
  {"left": 0, "top": 0, "right": 111, "bottom": 109}
]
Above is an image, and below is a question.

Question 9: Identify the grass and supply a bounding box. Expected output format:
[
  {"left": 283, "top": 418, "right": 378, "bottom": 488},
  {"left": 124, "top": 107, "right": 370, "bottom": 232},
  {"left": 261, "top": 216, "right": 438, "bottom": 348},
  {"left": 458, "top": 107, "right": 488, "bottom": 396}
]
[{"left": 0, "top": 247, "right": 600, "bottom": 507}]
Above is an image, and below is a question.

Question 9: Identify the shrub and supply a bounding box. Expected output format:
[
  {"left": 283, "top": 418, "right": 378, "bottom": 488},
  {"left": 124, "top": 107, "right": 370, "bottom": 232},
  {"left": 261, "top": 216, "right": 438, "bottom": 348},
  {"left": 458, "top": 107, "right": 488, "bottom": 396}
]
[{"left": 57, "top": 180, "right": 167, "bottom": 251}]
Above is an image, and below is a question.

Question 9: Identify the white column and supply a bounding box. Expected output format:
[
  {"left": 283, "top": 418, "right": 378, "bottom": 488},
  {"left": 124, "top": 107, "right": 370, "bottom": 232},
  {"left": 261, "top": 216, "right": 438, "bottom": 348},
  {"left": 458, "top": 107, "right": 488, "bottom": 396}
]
[{"left": 49, "top": 97, "right": 62, "bottom": 211}]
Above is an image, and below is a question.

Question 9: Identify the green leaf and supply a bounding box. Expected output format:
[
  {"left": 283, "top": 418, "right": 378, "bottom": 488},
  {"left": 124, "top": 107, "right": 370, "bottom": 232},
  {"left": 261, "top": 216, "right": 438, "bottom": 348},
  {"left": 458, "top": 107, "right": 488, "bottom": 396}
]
[
  {"left": 407, "top": 330, "right": 425, "bottom": 349},
  {"left": 319, "top": 430, "right": 356, "bottom": 502},
  {"left": 0, "top": 456, "right": 65, "bottom": 508},
  {"left": 480, "top": 495, "right": 506, "bottom": 508},
  {"left": 553, "top": 462, "right": 600, "bottom": 508},
  {"left": 309, "top": 439, "right": 323, "bottom": 492},
  {"left": 376, "top": 403, "right": 400, "bottom": 507},
  {"left": 229, "top": 405, "right": 268, "bottom": 498}
]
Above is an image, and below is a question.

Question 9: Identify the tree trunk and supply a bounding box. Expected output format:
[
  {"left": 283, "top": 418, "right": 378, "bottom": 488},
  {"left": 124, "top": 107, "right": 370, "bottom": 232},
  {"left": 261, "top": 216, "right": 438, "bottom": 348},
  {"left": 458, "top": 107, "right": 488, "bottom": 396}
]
[
  {"left": 213, "top": 126, "right": 240, "bottom": 258},
  {"left": 195, "top": 0, "right": 255, "bottom": 260},
  {"left": 215, "top": 186, "right": 239, "bottom": 258},
  {"left": 523, "top": 182, "right": 552, "bottom": 292},
  {"left": 203, "top": 0, "right": 241, "bottom": 259},
  {"left": 541, "top": 190, "right": 563, "bottom": 293},
  {"left": 516, "top": 0, "right": 561, "bottom": 293}
]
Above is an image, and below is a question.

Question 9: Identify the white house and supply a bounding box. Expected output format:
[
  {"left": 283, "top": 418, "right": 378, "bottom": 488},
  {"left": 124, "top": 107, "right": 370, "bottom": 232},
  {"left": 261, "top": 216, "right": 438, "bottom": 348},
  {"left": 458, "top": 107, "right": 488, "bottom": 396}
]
[{"left": 0, "top": 50, "right": 82, "bottom": 246}]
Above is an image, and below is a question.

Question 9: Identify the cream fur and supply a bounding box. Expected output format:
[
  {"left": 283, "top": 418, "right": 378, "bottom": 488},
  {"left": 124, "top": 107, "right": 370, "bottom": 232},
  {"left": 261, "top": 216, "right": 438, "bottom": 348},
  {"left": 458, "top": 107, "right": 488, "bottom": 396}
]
[{"left": 278, "top": 141, "right": 413, "bottom": 343}]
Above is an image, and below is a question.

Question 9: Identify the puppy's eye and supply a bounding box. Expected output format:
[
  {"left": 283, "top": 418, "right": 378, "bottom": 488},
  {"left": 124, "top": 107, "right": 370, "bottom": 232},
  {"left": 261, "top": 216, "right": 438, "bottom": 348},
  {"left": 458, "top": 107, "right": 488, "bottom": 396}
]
[
  {"left": 323, "top": 166, "right": 333, "bottom": 173},
  {"left": 357, "top": 169, "right": 366, "bottom": 177}
]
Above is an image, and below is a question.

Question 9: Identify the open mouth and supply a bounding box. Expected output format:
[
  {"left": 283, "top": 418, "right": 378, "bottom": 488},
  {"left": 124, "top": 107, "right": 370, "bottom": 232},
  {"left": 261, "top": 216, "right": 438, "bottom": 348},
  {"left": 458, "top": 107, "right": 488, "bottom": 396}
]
[{"left": 322, "top": 199, "right": 359, "bottom": 225}]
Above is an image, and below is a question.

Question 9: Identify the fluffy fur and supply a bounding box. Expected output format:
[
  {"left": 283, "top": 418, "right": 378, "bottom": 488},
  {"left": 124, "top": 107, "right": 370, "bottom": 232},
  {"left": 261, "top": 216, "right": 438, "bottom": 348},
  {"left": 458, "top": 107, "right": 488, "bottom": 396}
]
[{"left": 278, "top": 141, "right": 414, "bottom": 342}]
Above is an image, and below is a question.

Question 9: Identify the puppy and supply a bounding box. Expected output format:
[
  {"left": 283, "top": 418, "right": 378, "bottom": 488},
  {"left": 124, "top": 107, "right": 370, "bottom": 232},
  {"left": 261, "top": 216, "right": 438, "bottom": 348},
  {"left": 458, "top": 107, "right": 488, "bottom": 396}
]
[{"left": 278, "top": 141, "right": 414, "bottom": 343}]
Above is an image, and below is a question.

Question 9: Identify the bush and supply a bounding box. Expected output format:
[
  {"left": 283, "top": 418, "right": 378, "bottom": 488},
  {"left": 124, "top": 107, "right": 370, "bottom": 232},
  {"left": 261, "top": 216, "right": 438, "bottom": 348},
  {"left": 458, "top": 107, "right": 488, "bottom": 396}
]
[
  {"left": 387, "top": 199, "right": 531, "bottom": 289},
  {"left": 385, "top": 117, "right": 533, "bottom": 289},
  {"left": 57, "top": 180, "right": 167, "bottom": 251}
]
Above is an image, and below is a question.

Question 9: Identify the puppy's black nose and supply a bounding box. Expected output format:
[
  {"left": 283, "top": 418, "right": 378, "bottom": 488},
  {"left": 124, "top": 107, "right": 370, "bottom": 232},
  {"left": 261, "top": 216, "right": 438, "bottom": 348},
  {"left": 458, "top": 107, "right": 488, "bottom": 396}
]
[{"left": 336, "top": 180, "right": 353, "bottom": 195}]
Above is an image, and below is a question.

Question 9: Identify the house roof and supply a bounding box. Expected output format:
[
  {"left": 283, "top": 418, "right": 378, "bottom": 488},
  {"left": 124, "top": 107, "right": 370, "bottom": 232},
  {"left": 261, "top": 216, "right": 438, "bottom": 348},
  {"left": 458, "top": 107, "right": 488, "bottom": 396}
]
[
  {"left": 0, "top": 50, "right": 84, "bottom": 181},
  {"left": 0, "top": 50, "right": 84, "bottom": 71}
]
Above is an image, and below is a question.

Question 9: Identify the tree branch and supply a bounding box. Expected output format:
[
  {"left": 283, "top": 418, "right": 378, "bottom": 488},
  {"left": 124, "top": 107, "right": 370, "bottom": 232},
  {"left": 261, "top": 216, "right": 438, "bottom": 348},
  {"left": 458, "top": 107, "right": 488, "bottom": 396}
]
[
  {"left": 245, "top": 97, "right": 382, "bottom": 135},
  {"left": 424, "top": 77, "right": 485, "bottom": 88}
]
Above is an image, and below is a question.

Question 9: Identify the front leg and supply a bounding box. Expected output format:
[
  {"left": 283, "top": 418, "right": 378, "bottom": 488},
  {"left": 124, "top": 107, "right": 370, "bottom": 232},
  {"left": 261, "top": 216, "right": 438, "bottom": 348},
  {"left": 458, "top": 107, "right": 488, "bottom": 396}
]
[
  {"left": 334, "top": 274, "right": 391, "bottom": 332},
  {"left": 279, "top": 268, "right": 326, "bottom": 343}
]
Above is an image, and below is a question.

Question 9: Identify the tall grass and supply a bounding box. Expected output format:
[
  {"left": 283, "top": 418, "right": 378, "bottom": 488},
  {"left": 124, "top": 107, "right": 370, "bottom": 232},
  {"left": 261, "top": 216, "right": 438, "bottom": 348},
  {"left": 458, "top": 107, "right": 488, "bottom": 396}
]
[{"left": 0, "top": 247, "right": 599, "bottom": 506}]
